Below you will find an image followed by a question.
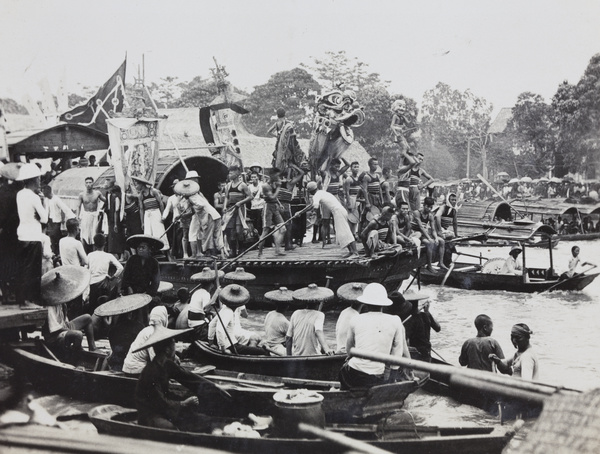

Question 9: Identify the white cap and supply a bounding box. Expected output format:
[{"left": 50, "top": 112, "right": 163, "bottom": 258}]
[{"left": 357, "top": 283, "right": 392, "bottom": 306}]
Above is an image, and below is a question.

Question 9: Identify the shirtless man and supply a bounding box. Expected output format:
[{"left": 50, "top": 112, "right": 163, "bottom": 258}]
[
  {"left": 343, "top": 161, "right": 364, "bottom": 237},
  {"left": 361, "top": 157, "right": 383, "bottom": 211},
  {"left": 78, "top": 177, "right": 106, "bottom": 252},
  {"left": 412, "top": 197, "right": 446, "bottom": 272}
]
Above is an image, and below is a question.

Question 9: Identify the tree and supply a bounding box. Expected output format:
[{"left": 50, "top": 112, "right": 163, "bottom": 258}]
[
  {"left": 552, "top": 53, "right": 600, "bottom": 177},
  {"left": 505, "top": 92, "right": 556, "bottom": 177},
  {"left": 148, "top": 76, "right": 182, "bottom": 108},
  {"left": 174, "top": 76, "right": 220, "bottom": 108},
  {"left": 0, "top": 98, "right": 28, "bottom": 114},
  {"left": 243, "top": 67, "right": 321, "bottom": 138},
  {"left": 420, "top": 82, "right": 492, "bottom": 179}
]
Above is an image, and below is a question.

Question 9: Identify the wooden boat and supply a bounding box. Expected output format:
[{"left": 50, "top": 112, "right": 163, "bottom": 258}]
[
  {"left": 416, "top": 261, "right": 599, "bottom": 292},
  {"left": 89, "top": 404, "right": 517, "bottom": 454},
  {"left": 456, "top": 200, "right": 558, "bottom": 248},
  {"left": 8, "top": 341, "right": 424, "bottom": 423},
  {"left": 191, "top": 340, "right": 345, "bottom": 381},
  {"left": 201, "top": 368, "right": 428, "bottom": 423},
  {"left": 160, "top": 242, "right": 426, "bottom": 304}
]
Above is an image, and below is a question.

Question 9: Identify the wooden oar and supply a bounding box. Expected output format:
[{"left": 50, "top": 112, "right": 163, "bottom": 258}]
[
  {"left": 348, "top": 348, "right": 576, "bottom": 404},
  {"left": 207, "top": 375, "right": 285, "bottom": 388},
  {"left": 477, "top": 173, "right": 527, "bottom": 219},
  {"left": 540, "top": 265, "right": 597, "bottom": 294},
  {"left": 440, "top": 260, "right": 456, "bottom": 286},
  {"left": 212, "top": 262, "right": 238, "bottom": 355},
  {"left": 298, "top": 423, "right": 394, "bottom": 454}
]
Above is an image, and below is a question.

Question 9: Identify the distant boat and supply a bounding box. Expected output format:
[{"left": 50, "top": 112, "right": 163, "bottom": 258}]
[{"left": 416, "top": 260, "right": 598, "bottom": 293}]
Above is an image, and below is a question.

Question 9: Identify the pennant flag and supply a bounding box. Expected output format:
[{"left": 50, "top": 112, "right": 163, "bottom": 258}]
[{"left": 59, "top": 58, "right": 127, "bottom": 134}]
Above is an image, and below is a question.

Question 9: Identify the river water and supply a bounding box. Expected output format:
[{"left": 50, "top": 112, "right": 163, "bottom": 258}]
[
  {"left": 8, "top": 239, "right": 600, "bottom": 443},
  {"left": 245, "top": 239, "right": 600, "bottom": 392}
]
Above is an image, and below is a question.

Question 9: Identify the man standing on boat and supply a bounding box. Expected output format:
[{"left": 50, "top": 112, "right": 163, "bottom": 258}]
[
  {"left": 42, "top": 184, "right": 75, "bottom": 255},
  {"left": 500, "top": 245, "right": 524, "bottom": 275},
  {"left": 77, "top": 177, "right": 106, "bottom": 253},
  {"left": 306, "top": 181, "right": 358, "bottom": 258},
  {"left": 223, "top": 165, "right": 253, "bottom": 258},
  {"left": 340, "top": 283, "right": 412, "bottom": 389}
]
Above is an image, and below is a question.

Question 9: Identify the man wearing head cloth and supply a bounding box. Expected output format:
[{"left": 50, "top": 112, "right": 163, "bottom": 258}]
[
  {"left": 490, "top": 323, "right": 539, "bottom": 381},
  {"left": 339, "top": 283, "right": 413, "bottom": 390}
]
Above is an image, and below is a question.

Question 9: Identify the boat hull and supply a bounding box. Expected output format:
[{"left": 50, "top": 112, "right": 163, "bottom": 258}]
[
  {"left": 9, "top": 343, "right": 422, "bottom": 422},
  {"left": 159, "top": 244, "right": 426, "bottom": 304},
  {"left": 89, "top": 405, "right": 515, "bottom": 454},
  {"left": 191, "top": 341, "right": 346, "bottom": 381},
  {"left": 416, "top": 264, "right": 598, "bottom": 293}
]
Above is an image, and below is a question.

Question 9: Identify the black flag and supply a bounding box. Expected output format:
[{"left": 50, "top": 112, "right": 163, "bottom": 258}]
[{"left": 59, "top": 58, "right": 126, "bottom": 133}]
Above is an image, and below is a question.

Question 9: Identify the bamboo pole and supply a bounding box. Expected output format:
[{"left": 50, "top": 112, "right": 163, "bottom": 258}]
[{"left": 348, "top": 348, "right": 573, "bottom": 404}]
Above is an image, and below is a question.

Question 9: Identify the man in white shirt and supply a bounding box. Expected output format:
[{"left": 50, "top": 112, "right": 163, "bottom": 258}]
[
  {"left": 88, "top": 233, "right": 123, "bottom": 311},
  {"left": 340, "top": 283, "right": 413, "bottom": 390},
  {"left": 15, "top": 163, "right": 48, "bottom": 309},
  {"left": 59, "top": 218, "right": 88, "bottom": 267},
  {"left": 335, "top": 301, "right": 363, "bottom": 353},
  {"left": 306, "top": 181, "right": 358, "bottom": 258},
  {"left": 500, "top": 245, "right": 524, "bottom": 276},
  {"left": 214, "top": 284, "right": 266, "bottom": 355},
  {"left": 42, "top": 185, "right": 75, "bottom": 254}
]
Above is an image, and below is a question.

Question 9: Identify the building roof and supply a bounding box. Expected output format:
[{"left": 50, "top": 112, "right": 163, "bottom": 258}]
[{"left": 488, "top": 107, "right": 513, "bottom": 135}]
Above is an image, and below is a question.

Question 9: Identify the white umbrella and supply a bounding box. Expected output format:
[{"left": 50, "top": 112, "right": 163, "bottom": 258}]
[
  {"left": 520, "top": 176, "right": 533, "bottom": 183},
  {"left": 550, "top": 177, "right": 562, "bottom": 183},
  {"left": 539, "top": 177, "right": 550, "bottom": 182},
  {"left": 497, "top": 171, "right": 510, "bottom": 177},
  {"left": 532, "top": 178, "right": 540, "bottom": 184},
  {"left": 508, "top": 178, "right": 520, "bottom": 184}
]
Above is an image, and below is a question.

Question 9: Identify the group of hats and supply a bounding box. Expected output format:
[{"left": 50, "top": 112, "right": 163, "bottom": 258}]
[{"left": 0, "top": 162, "right": 40, "bottom": 181}]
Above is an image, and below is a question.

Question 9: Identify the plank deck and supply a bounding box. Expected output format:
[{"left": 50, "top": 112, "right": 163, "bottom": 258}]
[{"left": 0, "top": 305, "right": 47, "bottom": 331}]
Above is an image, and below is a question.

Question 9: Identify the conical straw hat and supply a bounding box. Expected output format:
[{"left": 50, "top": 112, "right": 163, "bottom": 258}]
[
  {"left": 264, "top": 287, "right": 294, "bottom": 303},
  {"left": 223, "top": 267, "right": 256, "bottom": 283},
  {"left": 191, "top": 267, "right": 224, "bottom": 282},
  {"left": 292, "top": 284, "right": 334, "bottom": 304},
  {"left": 132, "top": 325, "right": 194, "bottom": 353},
  {"left": 336, "top": 282, "right": 367, "bottom": 303},
  {"left": 126, "top": 234, "right": 164, "bottom": 251},
  {"left": 219, "top": 284, "right": 250, "bottom": 307},
  {"left": 174, "top": 179, "right": 200, "bottom": 196},
  {"left": 94, "top": 294, "right": 152, "bottom": 317},
  {"left": 41, "top": 266, "right": 90, "bottom": 306}
]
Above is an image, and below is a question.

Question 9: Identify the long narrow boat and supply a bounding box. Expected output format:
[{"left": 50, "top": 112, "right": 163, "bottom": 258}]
[
  {"left": 191, "top": 340, "right": 345, "bottom": 381},
  {"left": 160, "top": 242, "right": 426, "bottom": 304},
  {"left": 8, "top": 341, "right": 424, "bottom": 423},
  {"left": 89, "top": 404, "right": 517, "bottom": 454},
  {"left": 416, "top": 261, "right": 599, "bottom": 292},
  {"left": 202, "top": 369, "right": 428, "bottom": 423}
]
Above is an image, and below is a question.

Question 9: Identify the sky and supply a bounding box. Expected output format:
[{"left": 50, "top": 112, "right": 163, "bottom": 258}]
[{"left": 1, "top": 0, "right": 599, "bottom": 118}]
